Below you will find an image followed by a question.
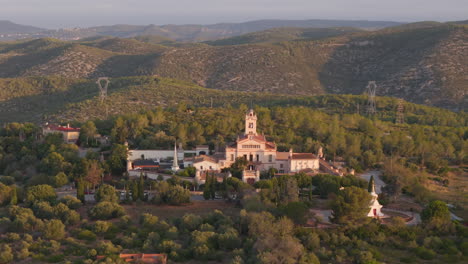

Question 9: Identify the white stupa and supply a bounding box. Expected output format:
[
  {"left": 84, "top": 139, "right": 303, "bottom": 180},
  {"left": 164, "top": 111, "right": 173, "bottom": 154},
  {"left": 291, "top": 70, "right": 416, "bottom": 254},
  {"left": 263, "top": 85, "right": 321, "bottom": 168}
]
[
  {"left": 171, "top": 141, "right": 179, "bottom": 172},
  {"left": 367, "top": 180, "right": 385, "bottom": 218}
]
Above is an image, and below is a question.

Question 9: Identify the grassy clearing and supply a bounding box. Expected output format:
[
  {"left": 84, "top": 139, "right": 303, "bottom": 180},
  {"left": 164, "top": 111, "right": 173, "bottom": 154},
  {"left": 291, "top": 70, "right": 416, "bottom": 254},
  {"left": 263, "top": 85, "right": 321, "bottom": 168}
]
[{"left": 425, "top": 169, "right": 468, "bottom": 219}]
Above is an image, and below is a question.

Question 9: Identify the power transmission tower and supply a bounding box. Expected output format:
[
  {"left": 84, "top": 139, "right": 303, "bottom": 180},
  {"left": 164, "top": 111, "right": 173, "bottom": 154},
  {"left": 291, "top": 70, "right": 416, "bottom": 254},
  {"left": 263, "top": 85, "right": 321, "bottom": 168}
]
[
  {"left": 396, "top": 98, "right": 404, "bottom": 124},
  {"left": 365, "top": 81, "right": 377, "bottom": 115},
  {"left": 96, "top": 77, "right": 110, "bottom": 103},
  {"left": 96, "top": 77, "right": 110, "bottom": 118}
]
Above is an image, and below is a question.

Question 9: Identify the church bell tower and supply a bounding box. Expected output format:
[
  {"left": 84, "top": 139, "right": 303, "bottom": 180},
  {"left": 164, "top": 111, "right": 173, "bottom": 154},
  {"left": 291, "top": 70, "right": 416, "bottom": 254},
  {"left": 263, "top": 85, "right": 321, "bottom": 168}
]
[{"left": 245, "top": 109, "right": 257, "bottom": 136}]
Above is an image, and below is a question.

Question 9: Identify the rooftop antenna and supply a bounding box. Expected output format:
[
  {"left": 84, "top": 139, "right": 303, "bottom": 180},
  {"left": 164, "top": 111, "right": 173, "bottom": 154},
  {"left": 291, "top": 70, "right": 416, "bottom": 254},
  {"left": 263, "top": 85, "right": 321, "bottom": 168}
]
[
  {"left": 365, "top": 81, "right": 377, "bottom": 115},
  {"left": 396, "top": 98, "right": 404, "bottom": 124},
  {"left": 96, "top": 77, "right": 110, "bottom": 103}
]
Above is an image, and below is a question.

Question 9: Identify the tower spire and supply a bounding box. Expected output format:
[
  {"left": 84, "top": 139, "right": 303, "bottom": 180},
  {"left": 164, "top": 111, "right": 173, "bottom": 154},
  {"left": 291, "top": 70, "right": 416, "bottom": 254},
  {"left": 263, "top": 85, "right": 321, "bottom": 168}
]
[
  {"left": 245, "top": 109, "right": 257, "bottom": 136},
  {"left": 171, "top": 141, "right": 179, "bottom": 172}
]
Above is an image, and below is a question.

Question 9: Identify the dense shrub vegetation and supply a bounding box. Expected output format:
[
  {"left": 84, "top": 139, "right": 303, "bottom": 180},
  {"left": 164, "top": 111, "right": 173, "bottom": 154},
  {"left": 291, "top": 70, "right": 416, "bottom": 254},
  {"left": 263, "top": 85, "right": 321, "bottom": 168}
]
[{"left": 0, "top": 103, "right": 465, "bottom": 263}]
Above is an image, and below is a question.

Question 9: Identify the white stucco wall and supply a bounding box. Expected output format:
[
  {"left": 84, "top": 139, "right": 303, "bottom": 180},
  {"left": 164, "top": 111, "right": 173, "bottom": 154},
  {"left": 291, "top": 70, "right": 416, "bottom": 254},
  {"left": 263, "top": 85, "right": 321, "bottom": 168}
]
[
  {"left": 193, "top": 160, "right": 220, "bottom": 171},
  {"left": 128, "top": 150, "right": 183, "bottom": 161},
  {"left": 289, "top": 159, "right": 319, "bottom": 173}
]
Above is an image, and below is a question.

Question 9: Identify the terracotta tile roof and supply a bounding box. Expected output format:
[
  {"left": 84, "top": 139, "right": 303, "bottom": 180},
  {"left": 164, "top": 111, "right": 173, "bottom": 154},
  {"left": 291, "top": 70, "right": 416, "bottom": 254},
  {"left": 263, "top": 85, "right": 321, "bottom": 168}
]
[
  {"left": 238, "top": 134, "right": 267, "bottom": 142},
  {"left": 292, "top": 153, "right": 317, "bottom": 160},
  {"left": 193, "top": 155, "right": 218, "bottom": 164},
  {"left": 276, "top": 152, "right": 290, "bottom": 160}
]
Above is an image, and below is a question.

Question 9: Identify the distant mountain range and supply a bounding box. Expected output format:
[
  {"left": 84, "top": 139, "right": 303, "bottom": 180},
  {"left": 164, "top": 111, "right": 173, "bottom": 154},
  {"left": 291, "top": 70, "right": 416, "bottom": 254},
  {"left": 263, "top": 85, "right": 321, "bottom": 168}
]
[
  {"left": 0, "top": 21, "right": 466, "bottom": 112},
  {"left": 0, "top": 19, "right": 403, "bottom": 42},
  {"left": 0, "top": 20, "right": 45, "bottom": 35}
]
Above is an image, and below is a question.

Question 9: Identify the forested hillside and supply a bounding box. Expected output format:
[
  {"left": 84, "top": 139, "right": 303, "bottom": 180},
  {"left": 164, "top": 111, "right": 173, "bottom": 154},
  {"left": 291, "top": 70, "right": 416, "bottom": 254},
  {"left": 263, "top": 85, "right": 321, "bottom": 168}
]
[
  {"left": 0, "top": 23, "right": 466, "bottom": 110},
  {"left": 0, "top": 76, "right": 465, "bottom": 127},
  {"left": 0, "top": 103, "right": 465, "bottom": 263}
]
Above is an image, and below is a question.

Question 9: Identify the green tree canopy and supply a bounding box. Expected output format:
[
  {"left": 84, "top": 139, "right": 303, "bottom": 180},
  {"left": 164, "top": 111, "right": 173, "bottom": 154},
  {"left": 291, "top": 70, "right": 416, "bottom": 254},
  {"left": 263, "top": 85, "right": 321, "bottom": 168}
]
[
  {"left": 26, "top": 184, "right": 56, "bottom": 203},
  {"left": 331, "top": 186, "right": 371, "bottom": 224},
  {"left": 42, "top": 219, "right": 65, "bottom": 240},
  {"left": 95, "top": 184, "right": 119, "bottom": 203}
]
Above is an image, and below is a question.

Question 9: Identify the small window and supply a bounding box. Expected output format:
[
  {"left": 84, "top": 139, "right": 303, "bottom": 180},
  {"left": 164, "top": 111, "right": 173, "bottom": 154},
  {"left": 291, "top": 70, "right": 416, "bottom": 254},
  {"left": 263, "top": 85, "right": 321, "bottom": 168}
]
[
  {"left": 209, "top": 166, "right": 212, "bottom": 170},
  {"left": 268, "top": 155, "right": 273, "bottom": 162},
  {"left": 280, "top": 164, "right": 283, "bottom": 168},
  {"left": 249, "top": 123, "right": 254, "bottom": 128},
  {"left": 230, "top": 154, "right": 234, "bottom": 161},
  {"left": 200, "top": 166, "right": 203, "bottom": 170}
]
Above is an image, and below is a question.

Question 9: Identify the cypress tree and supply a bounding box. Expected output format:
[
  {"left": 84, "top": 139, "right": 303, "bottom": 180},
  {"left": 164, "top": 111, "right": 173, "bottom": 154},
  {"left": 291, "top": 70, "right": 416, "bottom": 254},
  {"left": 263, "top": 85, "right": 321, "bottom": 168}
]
[
  {"left": 203, "top": 174, "right": 211, "bottom": 200},
  {"left": 132, "top": 181, "right": 139, "bottom": 201},
  {"left": 210, "top": 173, "right": 216, "bottom": 199},
  {"left": 368, "top": 175, "right": 375, "bottom": 193},
  {"left": 77, "top": 179, "right": 85, "bottom": 203},
  {"left": 125, "top": 184, "right": 130, "bottom": 202},
  {"left": 10, "top": 186, "right": 17, "bottom": 205},
  {"left": 138, "top": 174, "right": 145, "bottom": 201}
]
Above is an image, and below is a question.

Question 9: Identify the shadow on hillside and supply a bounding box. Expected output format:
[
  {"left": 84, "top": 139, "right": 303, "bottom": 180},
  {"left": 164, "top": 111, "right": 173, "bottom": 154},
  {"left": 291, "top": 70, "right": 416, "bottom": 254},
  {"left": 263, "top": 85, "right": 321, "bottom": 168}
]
[
  {"left": 0, "top": 46, "right": 67, "bottom": 78},
  {"left": 318, "top": 26, "right": 452, "bottom": 105},
  {"left": 0, "top": 77, "right": 147, "bottom": 123},
  {"left": 92, "top": 53, "right": 162, "bottom": 78}
]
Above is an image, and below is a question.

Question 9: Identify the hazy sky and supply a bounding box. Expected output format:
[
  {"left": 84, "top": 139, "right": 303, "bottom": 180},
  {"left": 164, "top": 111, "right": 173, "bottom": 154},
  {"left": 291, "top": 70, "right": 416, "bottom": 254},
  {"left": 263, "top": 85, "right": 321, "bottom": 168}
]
[{"left": 1, "top": 0, "right": 466, "bottom": 28}]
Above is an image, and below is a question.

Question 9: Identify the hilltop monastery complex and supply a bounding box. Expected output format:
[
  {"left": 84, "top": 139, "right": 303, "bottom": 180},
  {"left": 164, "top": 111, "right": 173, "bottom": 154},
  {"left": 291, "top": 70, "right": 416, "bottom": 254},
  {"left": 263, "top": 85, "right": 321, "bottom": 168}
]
[{"left": 127, "top": 109, "right": 345, "bottom": 183}]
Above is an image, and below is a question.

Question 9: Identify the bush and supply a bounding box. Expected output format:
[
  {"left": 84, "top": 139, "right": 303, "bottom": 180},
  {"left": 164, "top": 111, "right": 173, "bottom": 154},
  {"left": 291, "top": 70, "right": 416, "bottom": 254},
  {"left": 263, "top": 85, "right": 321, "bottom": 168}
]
[
  {"left": 5, "top": 232, "right": 20, "bottom": 242},
  {"left": 0, "top": 244, "right": 14, "bottom": 263},
  {"left": 152, "top": 183, "right": 190, "bottom": 205},
  {"left": 140, "top": 213, "right": 159, "bottom": 229},
  {"left": 52, "top": 172, "right": 68, "bottom": 187},
  {"left": 0, "top": 176, "right": 15, "bottom": 185},
  {"left": 88, "top": 202, "right": 125, "bottom": 220},
  {"left": 95, "top": 184, "right": 119, "bottom": 203},
  {"left": 76, "top": 229, "right": 97, "bottom": 241},
  {"left": 33, "top": 201, "right": 54, "bottom": 219},
  {"left": 414, "top": 246, "right": 436, "bottom": 260},
  {"left": 93, "top": 221, "right": 112, "bottom": 234},
  {"left": 421, "top": 200, "right": 450, "bottom": 223},
  {"left": 165, "top": 185, "right": 190, "bottom": 205},
  {"left": 180, "top": 214, "right": 203, "bottom": 231},
  {"left": 280, "top": 201, "right": 309, "bottom": 225},
  {"left": 26, "top": 184, "right": 56, "bottom": 203},
  {"left": 42, "top": 219, "right": 65, "bottom": 240},
  {"left": 59, "top": 195, "right": 82, "bottom": 209},
  {"left": 97, "top": 241, "right": 121, "bottom": 255}
]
